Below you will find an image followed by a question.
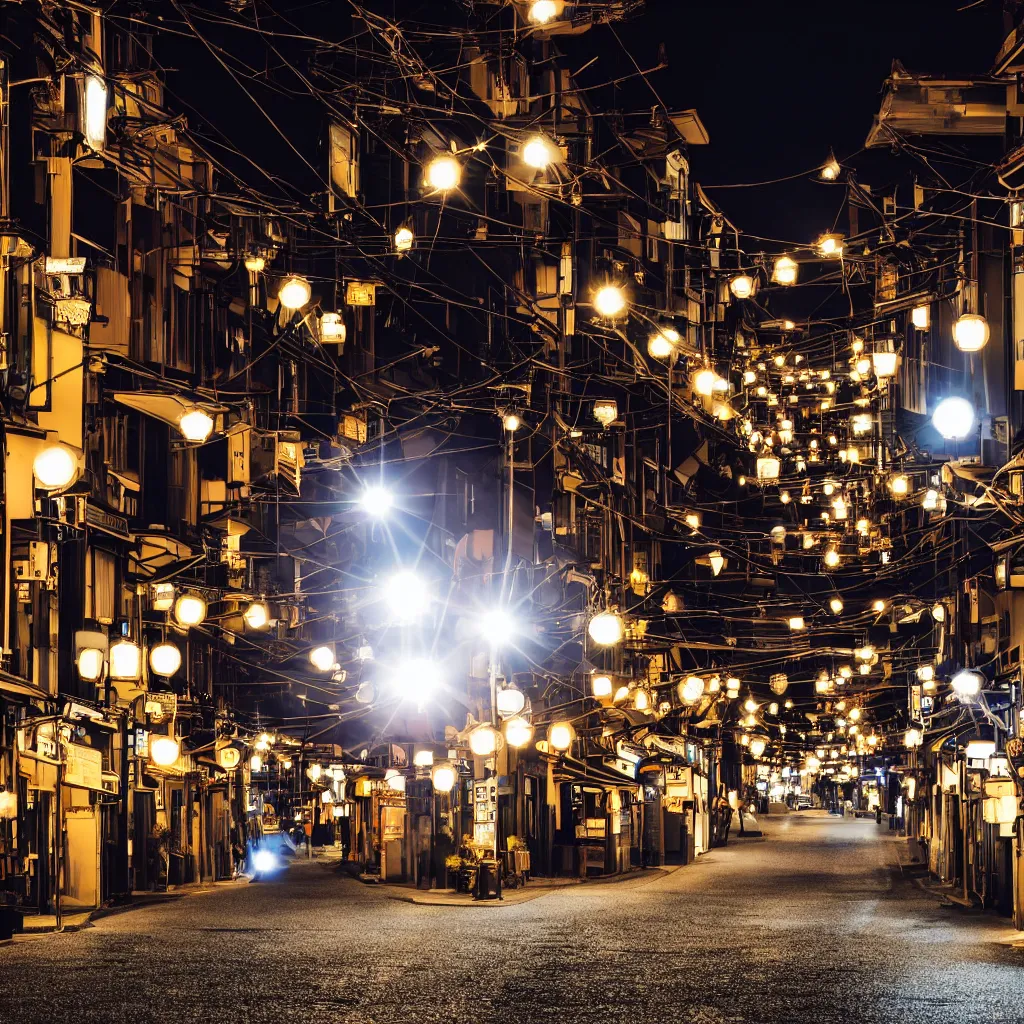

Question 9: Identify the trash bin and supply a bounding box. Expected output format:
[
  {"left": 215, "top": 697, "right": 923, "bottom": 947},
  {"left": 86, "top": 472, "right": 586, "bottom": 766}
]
[{"left": 474, "top": 857, "right": 502, "bottom": 901}]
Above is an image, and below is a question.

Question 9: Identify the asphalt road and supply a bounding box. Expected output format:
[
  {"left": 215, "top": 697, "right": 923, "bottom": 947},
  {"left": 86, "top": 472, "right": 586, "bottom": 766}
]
[{"left": 2, "top": 811, "right": 1021, "bottom": 1024}]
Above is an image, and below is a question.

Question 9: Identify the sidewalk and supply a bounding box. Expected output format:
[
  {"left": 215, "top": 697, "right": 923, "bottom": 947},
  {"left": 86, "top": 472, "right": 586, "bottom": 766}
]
[
  {"left": 15, "top": 877, "right": 248, "bottom": 936},
  {"left": 366, "top": 865, "right": 679, "bottom": 907}
]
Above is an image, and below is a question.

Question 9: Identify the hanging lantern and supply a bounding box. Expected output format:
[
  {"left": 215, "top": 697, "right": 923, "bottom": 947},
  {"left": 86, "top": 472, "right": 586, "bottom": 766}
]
[
  {"left": 495, "top": 686, "right": 526, "bottom": 719},
  {"left": 109, "top": 640, "right": 142, "bottom": 681},
  {"left": 77, "top": 648, "right": 104, "bottom": 681},
  {"left": 148, "top": 642, "right": 181, "bottom": 677},
  {"left": 468, "top": 724, "right": 500, "bottom": 757},
  {"left": 952, "top": 313, "right": 989, "bottom": 353},
  {"left": 504, "top": 717, "right": 534, "bottom": 748},
  {"left": 587, "top": 611, "right": 624, "bottom": 646},
  {"left": 33, "top": 445, "right": 78, "bottom": 490},
  {"left": 278, "top": 276, "right": 311, "bottom": 310},
  {"left": 547, "top": 721, "right": 575, "bottom": 751},
  {"left": 431, "top": 764, "right": 457, "bottom": 792},
  {"left": 174, "top": 594, "right": 207, "bottom": 628},
  {"left": 149, "top": 736, "right": 180, "bottom": 767}
]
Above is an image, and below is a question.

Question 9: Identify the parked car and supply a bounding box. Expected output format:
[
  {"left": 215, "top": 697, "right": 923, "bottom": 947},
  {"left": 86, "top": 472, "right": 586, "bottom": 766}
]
[{"left": 795, "top": 795, "right": 814, "bottom": 810}]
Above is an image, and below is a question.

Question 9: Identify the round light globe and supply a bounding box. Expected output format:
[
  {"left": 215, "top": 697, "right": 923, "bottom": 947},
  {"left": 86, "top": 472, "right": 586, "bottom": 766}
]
[
  {"left": 587, "top": 611, "right": 624, "bottom": 646},
  {"left": 278, "top": 276, "right": 311, "bottom": 310},
  {"left": 952, "top": 313, "right": 989, "bottom": 353},
  {"left": 425, "top": 155, "right": 461, "bottom": 192},
  {"left": 178, "top": 409, "right": 214, "bottom": 443},
  {"left": 150, "top": 736, "right": 180, "bottom": 767},
  {"left": 593, "top": 285, "right": 627, "bottom": 318},
  {"left": 33, "top": 445, "right": 77, "bottom": 490},
  {"left": 174, "top": 594, "right": 207, "bottom": 628},
  {"left": 149, "top": 642, "right": 181, "bottom": 677},
  {"left": 932, "top": 397, "right": 975, "bottom": 440}
]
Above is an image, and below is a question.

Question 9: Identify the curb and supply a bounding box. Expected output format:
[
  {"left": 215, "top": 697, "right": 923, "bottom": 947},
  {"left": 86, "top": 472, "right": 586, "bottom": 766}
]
[{"left": 376, "top": 866, "right": 678, "bottom": 907}]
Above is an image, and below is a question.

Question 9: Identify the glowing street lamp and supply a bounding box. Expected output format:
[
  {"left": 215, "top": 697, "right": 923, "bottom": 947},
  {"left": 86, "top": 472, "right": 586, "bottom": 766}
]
[
  {"left": 522, "top": 135, "right": 555, "bottom": 169},
  {"left": 729, "top": 274, "right": 755, "bottom": 299},
  {"left": 593, "top": 285, "right": 627, "bottom": 318},
  {"left": 480, "top": 608, "right": 518, "bottom": 647},
  {"left": 504, "top": 716, "right": 534, "bottom": 748},
  {"left": 33, "top": 445, "right": 78, "bottom": 490},
  {"left": 528, "top": 0, "right": 558, "bottom": 23},
  {"left": 77, "top": 648, "right": 104, "bottom": 681},
  {"left": 431, "top": 764, "right": 456, "bottom": 792},
  {"left": 932, "top": 397, "right": 975, "bottom": 440},
  {"left": 278, "top": 276, "right": 311, "bottom": 310},
  {"left": 109, "top": 639, "right": 142, "bottom": 681},
  {"left": 358, "top": 485, "right": 393, "bottom": 519},
  {"left": 425, "top": 154, "right": 461, "bottom": 192},
  {"left": 952, "top": 313, "right": 989, "bottom": 353},
  {"left": 382, "top": 570, "right": 429, "bottom": 621},
  {"left": 394, "top": 226, "right": 414, "bottom": 252},
  {"left": 468, "top": 724, "right": 500, "bottom": 757},
  {"left": 243, "top": 601, "right": 270, "bottom": 630},
  {"left": 309, "top": 645, "right": 335, "bottom": 672},
  {"left": 174, "top": 594, "right": 207, "bottom": 628},
  {"left": 547, "top": 721, "right": 575, "bottom": 751},
  {"left": 587, "top": 611, "right": 624, "bottom": 646},
  {"left": 150, "top": 735, "right": 180, "bottom": 767},
  {"left": 178, "top": 408, "right": 214, "bottom": 443},
  {"left": 772, "top": 256, "right": 798, "bottom": 286},
  {"left": 149, "top": 642, "right": 181, "bottom": 677},
  {"left": 951, "top": 669, "right": 983, "bottom": 699}
]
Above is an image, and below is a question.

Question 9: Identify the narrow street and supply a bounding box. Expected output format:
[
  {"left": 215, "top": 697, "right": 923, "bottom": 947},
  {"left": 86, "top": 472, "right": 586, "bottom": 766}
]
[{"left": 2, "top": 813, "right": 1019, "bottom": 1024}]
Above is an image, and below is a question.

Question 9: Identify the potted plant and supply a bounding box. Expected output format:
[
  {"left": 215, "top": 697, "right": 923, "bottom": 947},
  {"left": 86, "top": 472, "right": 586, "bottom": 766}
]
[{"left": 444, "top": 853, "right": 463, "bottom": 891}]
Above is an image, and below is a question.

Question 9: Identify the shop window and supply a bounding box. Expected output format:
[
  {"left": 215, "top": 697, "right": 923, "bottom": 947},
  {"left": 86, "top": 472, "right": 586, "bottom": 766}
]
[{"left": 85, "top": 547, "right": 116, "bottom": 625}]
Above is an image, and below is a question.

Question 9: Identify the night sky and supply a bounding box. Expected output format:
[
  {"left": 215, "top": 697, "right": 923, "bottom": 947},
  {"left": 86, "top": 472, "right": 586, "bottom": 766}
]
[{"left": 618, "top": 0, "right": 1005, "bottom": 242}]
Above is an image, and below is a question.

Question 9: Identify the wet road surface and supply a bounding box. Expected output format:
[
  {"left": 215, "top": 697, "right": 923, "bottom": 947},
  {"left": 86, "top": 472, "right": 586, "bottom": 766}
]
[{"left": 1, "top": 811, "right": 1021, "bottom": 1023}]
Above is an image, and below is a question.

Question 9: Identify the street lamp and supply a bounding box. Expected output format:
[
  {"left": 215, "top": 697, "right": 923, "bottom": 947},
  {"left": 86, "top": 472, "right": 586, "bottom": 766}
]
[
  {"left": 149, "top": 642, "right": 181, "bottom": 677},
  {"left": 150, "top": 736, "right": 180, "bottom": 767},
  {"left": 593, "top": 285, "right": 627, "bottom": 318},
  {"left": 431, "top": 764, "right": 457, "bottom": 792},
  {"left": 358, "top": 485, "right": 393, "bottom": 519},
  {"left": 33, "top": 445, "right": 78, "bottom": 490},
  {"left": 178, "top": 408, "right": 214, "bottom": 443},
  {"left": 951, "top": 669, "right": 983, "bottom": 699},
  {"left": 952, "top": 313, "right": 989, "bottom": 353},
  {"left": 522, "top": 135, "right": 555, "bottom": 169},
  {"left": 772, "top": 256, "right": 798, "bottom": 285},
  {"left": 278, "top": 276, "right": 311, "bottom": 309},
  {"left": 547, "top": 721, "right": 575, "bottom": 751},
  {"left": 174, "top": 594, "right": 207, "bottom": 628},
  {"left": 77, "top": 648, "right": 104, "bottom": 681},
  {"left": 243, "top": 601, "right": 270, "bottom": 630},
  {"left": 309, "top": 645, "right": 335, "bottom": 672},
  {"left": 109, "top": 640, "right": 141, "bottom": 681},
  {"left": 480, "top": 608, "right": 517, "bottom": 647},
  {"left": 504, "top": 717, "right": 534, "bottom": 748},
  {"left": 394, "top": 226, "right": 414, "bottom": 252},
  {"left": 469, "top": 724, "right": 500, "bottom": 757},
  {"left": 587, "top": 611, "right": 624, "bottom": 646},
  {"left": 382, "top": 570, "right": 429, "bottom": 621},
  {"left": 932, "top": 397, "right": 975, "bottom": 440},
  {"left": 425, "top": 154, "right": 461, "bottom": 192}
]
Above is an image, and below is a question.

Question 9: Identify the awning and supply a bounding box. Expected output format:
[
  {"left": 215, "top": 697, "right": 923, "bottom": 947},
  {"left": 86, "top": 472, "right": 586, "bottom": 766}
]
[
  {"left": 547, "top": 753, "right": 639, "bottom": 790},
  {"left": 0, "top": 671, "right": 51, "bottom": 702},
  {"left": 112, "top": 392, "right": 229, "bottom": 431}
]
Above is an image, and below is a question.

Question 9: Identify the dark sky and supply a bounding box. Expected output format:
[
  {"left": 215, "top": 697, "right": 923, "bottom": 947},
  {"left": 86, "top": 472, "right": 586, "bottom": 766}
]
[{"left": 614, "top": 0, "right": 1005, "bottom": 241}]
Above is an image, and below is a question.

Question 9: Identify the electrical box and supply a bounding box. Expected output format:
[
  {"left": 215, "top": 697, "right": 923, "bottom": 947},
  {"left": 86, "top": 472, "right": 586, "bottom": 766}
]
[{"left": 13, "top": 541, "right": 53, "bottom": 581}]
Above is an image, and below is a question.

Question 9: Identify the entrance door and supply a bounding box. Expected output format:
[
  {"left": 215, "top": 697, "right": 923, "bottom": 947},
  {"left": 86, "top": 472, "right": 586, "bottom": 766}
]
[
  {"left": 133, "top": 791, "right": 155, "bottom": 891},
  {"left": 64, "top": 808, "right": 100, "bottom": 908}
]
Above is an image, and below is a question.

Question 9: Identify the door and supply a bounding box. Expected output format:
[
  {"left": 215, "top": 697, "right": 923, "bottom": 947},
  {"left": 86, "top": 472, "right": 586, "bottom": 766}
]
[{"left": 64, "top": 808, "right": 100, "bottom": 908}]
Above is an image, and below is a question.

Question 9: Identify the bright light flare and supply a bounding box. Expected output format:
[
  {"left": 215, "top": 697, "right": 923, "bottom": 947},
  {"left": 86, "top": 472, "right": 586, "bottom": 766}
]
[{"left": 359, "top": 486, "right": 394, "bottom": 519}]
